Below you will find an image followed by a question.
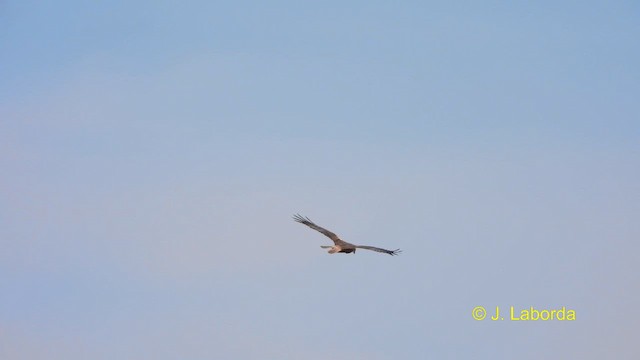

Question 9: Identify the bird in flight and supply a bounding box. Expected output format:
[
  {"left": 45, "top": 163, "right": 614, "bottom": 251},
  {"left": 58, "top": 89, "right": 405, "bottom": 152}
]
[{"left": 293, "top": 214, "right": 402, "bottom": 256}]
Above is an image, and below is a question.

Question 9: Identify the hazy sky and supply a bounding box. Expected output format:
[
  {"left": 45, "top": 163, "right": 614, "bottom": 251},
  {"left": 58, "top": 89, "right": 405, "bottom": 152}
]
[{"left": 1, "top": 1, "right": 639, "bottom": 359}]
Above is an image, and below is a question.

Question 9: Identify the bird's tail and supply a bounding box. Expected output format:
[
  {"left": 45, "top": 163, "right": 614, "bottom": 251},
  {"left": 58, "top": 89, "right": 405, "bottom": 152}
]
[{"left": 320, "top": 246, "right": 332, "bottom": 249}]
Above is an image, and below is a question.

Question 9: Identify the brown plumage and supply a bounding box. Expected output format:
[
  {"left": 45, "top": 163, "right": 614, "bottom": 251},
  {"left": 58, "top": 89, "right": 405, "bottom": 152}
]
[{"left": 293, "top": 214, "right": 401, "bottom": 256}]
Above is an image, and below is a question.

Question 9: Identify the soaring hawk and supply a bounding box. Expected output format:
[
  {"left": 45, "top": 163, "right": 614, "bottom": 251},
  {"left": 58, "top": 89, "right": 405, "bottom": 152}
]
[{"left": 293, "top": 214, "right": 401, "bottom": 256}]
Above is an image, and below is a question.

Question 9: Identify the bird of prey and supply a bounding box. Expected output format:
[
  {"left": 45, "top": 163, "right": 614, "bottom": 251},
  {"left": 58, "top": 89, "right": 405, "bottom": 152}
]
[{"left": 293, "top": 214, "right": 401, "bottom": 256}]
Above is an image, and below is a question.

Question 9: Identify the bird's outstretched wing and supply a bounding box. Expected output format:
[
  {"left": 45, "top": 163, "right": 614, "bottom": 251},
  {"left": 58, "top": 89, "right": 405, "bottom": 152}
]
[
  {"left": 355, "top": 246, "right": 402, "bottom": 256},
  {"left": 293, "top": 214, "right": 341, "bottom": 243}
]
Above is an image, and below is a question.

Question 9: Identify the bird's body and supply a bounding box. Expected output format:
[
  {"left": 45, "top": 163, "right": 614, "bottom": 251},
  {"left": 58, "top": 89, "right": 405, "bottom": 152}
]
[{"left": 293, "top": 214, "right": 401, "bottom": 256}]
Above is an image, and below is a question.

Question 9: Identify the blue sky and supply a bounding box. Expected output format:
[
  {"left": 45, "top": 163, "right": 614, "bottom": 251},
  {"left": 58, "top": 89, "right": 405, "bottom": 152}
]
[{"left": 1, "top": 1, "right": 639, "bottom": 359}]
